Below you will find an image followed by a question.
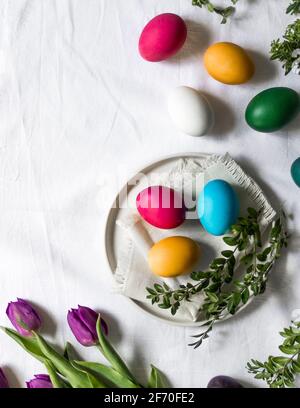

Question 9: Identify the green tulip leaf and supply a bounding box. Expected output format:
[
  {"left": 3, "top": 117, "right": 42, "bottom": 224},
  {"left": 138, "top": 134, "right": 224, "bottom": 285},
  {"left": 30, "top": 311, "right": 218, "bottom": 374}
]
[
  {"left": 69, "top": 361, "right": 107, "bottom": 388},
  {"left": 96, "top": 316, "right": 137, "bottom": 384},
  {"left": 44, "top": 359, "right": 69, "bottom": 388},
  {"left": 63, "top": 342, "right": 79, "bottom": 361},
  {"left": 73, "top": 361, "right": 141, "bottom": 388},
  {"left": 1, "top": 327, "right": 45, "bottom": 363},
  {"left": 34, "top": 332, "right": 93, "bottom": 388},
  {"left": 147, "top": 365, "right": 167, "bottom": 388}
]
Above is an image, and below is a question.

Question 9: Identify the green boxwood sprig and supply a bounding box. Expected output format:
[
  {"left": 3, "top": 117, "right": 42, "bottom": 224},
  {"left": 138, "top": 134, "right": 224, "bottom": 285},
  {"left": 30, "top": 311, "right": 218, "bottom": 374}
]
[
  {"left": 146, "top": 208, "right": 288, "bottom": 349},
  {"left": 287, "top": 0, "right": 300, "bottom": 15},
  {"left": 247, "top": 321, "right": 300, "bottom": 388},
  {"left": 270, "top": 1, "right": 300, "bottom": 75},
  {"left": 270, "top": 19, "right": 300, "bottom": 75},
  {"left": 192, "top": 0, "right": 239, "bottom": 24}
]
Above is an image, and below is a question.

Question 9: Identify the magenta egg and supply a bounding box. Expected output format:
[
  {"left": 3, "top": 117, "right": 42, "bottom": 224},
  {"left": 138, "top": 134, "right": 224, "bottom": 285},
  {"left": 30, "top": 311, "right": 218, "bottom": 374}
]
[
  {"left": 138, "top": 13, "right": 187, "bottom": 62},
  {"left": 136, "top": 186, "right": 186, "bottom": 229}
]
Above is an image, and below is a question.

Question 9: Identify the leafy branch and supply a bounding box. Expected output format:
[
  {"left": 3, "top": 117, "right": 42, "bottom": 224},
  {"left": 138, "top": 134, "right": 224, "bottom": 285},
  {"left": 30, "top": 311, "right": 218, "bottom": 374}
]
[
  {"left": 147, "top": 208, "right": 258, "bottom": 314},
  {"left": 270, "top": 19, "right": 300, "bottom": 75},
  {"left": 287, "top": 0, "right": 300, "bottom": 15},
  {"left": 192, "top": 0, "right": 239, "bottom": 24},
  {"left": 190, "top": 211, "right": 287, "bottom": 348},
  {"left": 247, "top": 321, "right": 300, "bottom": 388},
  {"left": 270, "top": 2, "right": 300, "bottom": 75},
  {"left": 146, "top": 208, "right": 288, "bottom": 348}
]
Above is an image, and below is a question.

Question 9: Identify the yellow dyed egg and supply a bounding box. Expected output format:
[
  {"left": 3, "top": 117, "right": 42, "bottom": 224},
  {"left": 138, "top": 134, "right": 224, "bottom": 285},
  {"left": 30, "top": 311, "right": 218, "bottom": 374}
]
[
  {"left": 148, "top": 236, "right": 200, "bottom": 278},
  {"left": 204, "top": 42, "right": 254, "bottom": 85}
]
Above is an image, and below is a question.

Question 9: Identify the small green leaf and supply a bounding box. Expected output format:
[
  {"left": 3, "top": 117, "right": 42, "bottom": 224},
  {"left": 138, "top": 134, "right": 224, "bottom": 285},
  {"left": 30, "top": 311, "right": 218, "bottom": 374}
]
[
  {"left": 254, "top": 372, "right": 267, "bottom": 380},
  {"left": 221, "top": 250, "right": 234, "bottom": 258},
  {"left": 154, "top": 284, "right": 164, "bottom": 293},
  {"left": 223, "top": 237, "right": 239, "bottom": 246},
  {"left": 214, "top": 258, "right": 226, "bottom": 265},
  {"left": 206, "top": 292, "right": 219, "bottom": 303},
  {"left": 262, "top": 247, "right": 272, "bottom": 257},
  {"left": 190, "top": 271, "right": 208, "bottom": 281},
  {"left": 158, "top": 303, "right": 171, "bottom": 309},
  {"left": 241, "top": 288, "right": 250, "bottom": 304},
  {"left": 279, "top": 345, "right": 300, "bottom": 355},
  {"left": 171, "top": 302, "right": 179, "bottom": 316},
  {"left": 227, "top": 298, "right": 236, "bottom": 315},
  {"left": 163, "top": 282, "right": 170, "bottom": 291},
  {"left": 207, "top": 3, "right": 214, "bottom": 12},
  {"left": 272, "top": 356, "right": 290, "bottom": 365},
  {"left": 238, "top": 240, "right": 248, "bottom": 251},
  {"left": 232, "top": 292, "right": 241, "bottom": 307},
  {"left": 257, "top": 253, "right": 267, "bottom": 262},
  {"left": 292, "top": 360, "right": 300, "bottom": 373},
  {"left": 207, "top": 282, "right": 221, "bottom": 293}
]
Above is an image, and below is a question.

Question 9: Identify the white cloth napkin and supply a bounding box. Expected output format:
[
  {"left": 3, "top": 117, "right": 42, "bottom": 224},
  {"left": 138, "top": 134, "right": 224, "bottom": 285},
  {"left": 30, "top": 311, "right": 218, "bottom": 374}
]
[{"left": 114, "top": 154, "right": 276, "bottom": 322}]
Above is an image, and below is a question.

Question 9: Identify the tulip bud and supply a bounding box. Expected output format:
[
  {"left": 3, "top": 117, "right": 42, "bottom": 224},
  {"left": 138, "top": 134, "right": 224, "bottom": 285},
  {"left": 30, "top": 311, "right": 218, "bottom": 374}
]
[
  {"left": 26, "top": 374, "right": 53, "bottom": 389},
  {"left": 6, "top": 298, "right": 42, "bottom": 336},
  {"left": 67, "top": 306, "right": 108, "bottom": 347},
  {"left": 0, "top": 368, "right": 9, "bottom": 388}
]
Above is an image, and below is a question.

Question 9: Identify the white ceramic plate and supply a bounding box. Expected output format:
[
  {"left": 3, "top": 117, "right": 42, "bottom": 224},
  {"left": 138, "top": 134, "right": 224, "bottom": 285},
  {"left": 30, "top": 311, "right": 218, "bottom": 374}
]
[{"left": 104, "top": 153, "right": 259, "bottom": 326}]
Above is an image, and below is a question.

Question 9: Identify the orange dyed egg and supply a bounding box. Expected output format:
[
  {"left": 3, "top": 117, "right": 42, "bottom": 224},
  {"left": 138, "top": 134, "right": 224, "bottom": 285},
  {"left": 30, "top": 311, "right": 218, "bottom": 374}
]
[
  {"left": 148, "top": 236, "right": 200, "bottom": 278},
  {"left": 204, "top": 42, "right": 254, "bottom": 85}
]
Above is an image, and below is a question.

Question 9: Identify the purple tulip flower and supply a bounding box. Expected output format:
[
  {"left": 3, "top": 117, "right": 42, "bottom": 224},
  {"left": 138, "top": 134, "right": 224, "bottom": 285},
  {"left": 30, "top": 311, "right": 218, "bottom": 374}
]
[
  {"left": 6, "top": 298, "right": 42, "bottom": 336},
  {"left": 67, "top": 306, "right": 108, "bottom": 347},
  {"left": 26, "top": 374, "right": 53, "bottom": 389},
  {"left": 0, "top": 368, "right": 9, "bottom": 388}
]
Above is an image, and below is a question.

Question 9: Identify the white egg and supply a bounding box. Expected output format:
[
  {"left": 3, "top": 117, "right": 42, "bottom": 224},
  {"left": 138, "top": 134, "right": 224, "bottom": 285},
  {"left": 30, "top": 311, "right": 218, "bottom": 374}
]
[{"left": 167, "top": 86, "right": 214, "bottom": 137}]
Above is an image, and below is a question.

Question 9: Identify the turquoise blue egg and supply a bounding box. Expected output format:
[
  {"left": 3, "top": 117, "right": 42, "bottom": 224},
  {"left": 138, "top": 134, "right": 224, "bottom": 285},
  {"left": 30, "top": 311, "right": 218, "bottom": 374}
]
[
  {"left": 197, "top": 179, "right": 240, "bottom": 236},
  {"left": 291, "top": 157, "right": 300, "bottom": 187}
]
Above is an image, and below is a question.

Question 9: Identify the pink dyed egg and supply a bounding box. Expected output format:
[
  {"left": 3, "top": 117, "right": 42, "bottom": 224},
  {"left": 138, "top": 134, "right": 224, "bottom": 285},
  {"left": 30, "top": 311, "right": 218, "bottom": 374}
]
[
  {"left": 136, "top": 186, "right": 186, "bottom": 229},
  {"left": 138, "top": 13, "right": 187, "bottom": 62}
]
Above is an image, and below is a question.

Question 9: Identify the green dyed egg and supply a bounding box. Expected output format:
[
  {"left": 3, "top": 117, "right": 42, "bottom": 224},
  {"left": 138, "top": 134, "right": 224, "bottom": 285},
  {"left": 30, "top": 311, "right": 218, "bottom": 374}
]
[
  {"left": 245, "top": 87, "right": 300, "bottom": 133},
  {"left": 291, "top": 157, "right": 300, "bottom": 187}
]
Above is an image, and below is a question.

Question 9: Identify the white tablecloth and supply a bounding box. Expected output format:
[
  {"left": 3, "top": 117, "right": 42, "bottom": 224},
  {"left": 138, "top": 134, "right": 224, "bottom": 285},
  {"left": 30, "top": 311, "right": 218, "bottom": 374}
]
[{"left": 0, "top": 0, "right": 299, "bottom": 388}]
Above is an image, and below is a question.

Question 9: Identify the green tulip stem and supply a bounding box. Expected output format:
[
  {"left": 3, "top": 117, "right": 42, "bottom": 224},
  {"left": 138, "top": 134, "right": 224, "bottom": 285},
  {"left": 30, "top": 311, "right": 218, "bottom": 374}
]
[
  {"left": 44, "top": 359, "right": 69, "bottom": 388},
  {"left": 96, "top": 317, "right": 139, "bottom": 385},
  {"left": 33, "top": 332, "right": 93, "bottom": 388}
]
